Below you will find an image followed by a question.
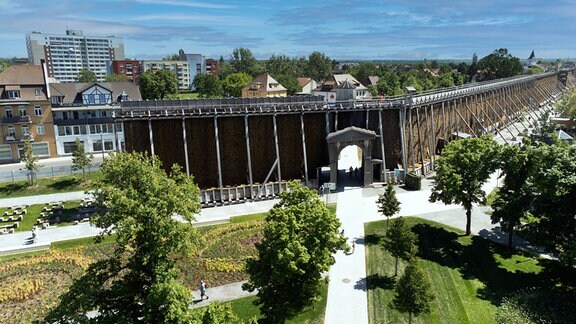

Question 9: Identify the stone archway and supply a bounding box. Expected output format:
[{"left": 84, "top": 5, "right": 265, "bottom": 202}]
[{"left": 326, "top": 126, "right": 377, "bottom": 187}]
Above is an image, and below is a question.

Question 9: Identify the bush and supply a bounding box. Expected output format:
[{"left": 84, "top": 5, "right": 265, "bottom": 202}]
[{"left": 405, "top": 173, "right": 422, "bottom": 190}]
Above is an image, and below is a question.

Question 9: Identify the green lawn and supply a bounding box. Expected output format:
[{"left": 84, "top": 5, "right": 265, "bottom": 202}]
[
  {"left": 0, "top": 173, "right": 101, "bottom": 198},
  {"left": 0, "top": 200, "right": 89, "bottom": 232},
  {"left": 364, "top": 217, "right": 567, "bottom": 324}
]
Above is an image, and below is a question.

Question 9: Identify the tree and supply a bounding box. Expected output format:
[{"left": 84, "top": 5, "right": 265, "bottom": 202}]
[
  {"left": 349, "top": 62, "right": 380, "bottom": 84},
  {"left": 104, "top": 73, "right": 128, "bottom": 82},
  {"left": 230, "top": 48, "right": 260, "bottom": 76},
  {"left": 376, "top": 185, "right": 401, "bottom": 229},
  {"left": 164, "top": 53, "right": 180, "bottom": 61},
  {"left": 384, "top": 217, "right": 417, "bottom": 276},
  {"left": 274, "top": 74, "right": 301, "bottom": 95},
  {"left": 429, "top": 136, "right": 500, "bottom": 235},
  {"left": 71, "top": 138, "right": 93, "bottom": 182},
  {"left": 391, "top": 260, "right": 435, "bottom": 324},
  {"left": 307, "top": 51, "right": 332, "bottom": 82},
  {"left": 243, "top": 182, "right": 346, "bottom": 323},
  {"left": 266, "top": 54, "right": 303, "bottom": 78},
  {"left": 76, "top": 69, "right": 97, "bottom": 82},
  {"left": 139, "top": 70, "right": 178, "bottom": 100},
  {"left": 556, "top": 88, "right": 576, "bottom": 120},
  {"left": 222, "top": 72, "right": 252, "bottom": 97},
  {"left": 529, "top": 110, "right": 558, "bottom": 144},
  {"left": 193, "top": 73, "right": 223, "bottom": 98},
  {"left": 45, "top": 152, "right": 201, "bottom": 323},
  {"left": 491, "top": 144, "right": 533, "bottom": 248},
  {"left": 20, "top": 139, "right": 42, "bottom": 186},
  {"left": 477, "top": 48, "right": 523, "bottom": 81},
  {"left": 198, "top": 302, "right": 239, "bottom": 323}
]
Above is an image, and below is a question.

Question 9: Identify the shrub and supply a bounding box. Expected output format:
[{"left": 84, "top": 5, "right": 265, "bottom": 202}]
[{"left": 405, "top": 173, "right": 422, "bottom": 190}]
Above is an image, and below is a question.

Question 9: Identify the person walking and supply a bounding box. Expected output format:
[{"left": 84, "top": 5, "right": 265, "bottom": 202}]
[{"left": 200, "top": 280, "right": 209, "bottom": 300}]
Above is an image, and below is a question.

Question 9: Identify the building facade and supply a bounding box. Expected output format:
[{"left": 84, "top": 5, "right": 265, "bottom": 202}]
[
  {"left": 313, "top": 74, "right": 370, "bottom": 103},
  {"left": 110, "top": 60, "right": 141, "bottom": 83},
  {"left": 26, "top": 29, "right": 125, "bottom": 83},
  {"left": 49, "top": 81, "right": 141, "bottom": 156},
  {"left": 178, "top": 50, "right": 206, "bottom": 90},
  {"left": 141, "top": 60, "right": 191, "bottom": 91},
  {"left": 242, "top": 74, "right": 288, "bottom": 98},
  {"left": 205, "top": 59, "right": 219, "bottom": 76},
  {"left": 0, "top": 64, "right": 57, "bottom": 163}
]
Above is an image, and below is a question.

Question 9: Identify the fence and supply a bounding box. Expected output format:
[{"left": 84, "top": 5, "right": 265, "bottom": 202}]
[{"left": 0, "top": 163, "right": 102, "bottom": 183}]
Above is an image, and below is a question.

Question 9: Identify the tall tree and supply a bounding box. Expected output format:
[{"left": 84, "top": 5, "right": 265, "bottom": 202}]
[
  {"left": 491, "top": 144, "right": 533, "bottom": 248},
  {"left": 391, "top": 260, "right": 435, "bottom": 324},
  {"left": 230, "top": 48, "right": 259, "bottom": 76},
  {"left": 477, "top": 48, "right": 523, "bottom": 81},
  {"left": 45, "top": 152, "right": 201, "bottom": 323},
  {"left": 222, "top": 72, "right": 252, "bottom": 97},
  {"left": 20, "top": 139, "right": 41, "bottom": 186},
  {"left": 243, "top": 182, "right": 346, "bottom": 323},
  {"left": 556, "top": 88, "right": 576, "bottom": 120},
  {"left": 307, "top": 51, "right": 332, "bottom": 82},
  {"left": 349, "top": 62, "right": 380, "bottom": 84},
  {"left": 104, "top": 73, "right": 128, "bottom": 82},
  {"left": 274, "top": 74, "right": 301, "bottom": 95},
  {"left": 193, "top": 73, "right": 224, "bottom": 98},
  {"left": 376, "top": 185, "right": 401, "bottom": 229},
  {"left": 76, "top": 69, "right": 97, "bottom": 82},
  {"left": 266, "top": 54, "right": 300, "bottom": 78},
  {"left": 430, "top": 136, "right": 500, "bottom": 235},
  {"left": 384, "top": 217, "right": 417, "bottom": 276},
  {"left": 71, "top": 138, "right": 93, "bottom": 182},
  {"left": 139, "top": 70, "right": 178, "bottom": 100}
]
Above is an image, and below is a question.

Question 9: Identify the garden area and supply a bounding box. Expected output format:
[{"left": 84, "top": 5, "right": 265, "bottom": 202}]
[
  {"left": 365, "top": 217, "right": 576, "bottom": 323},
  {"left": 0, "top": 173, "right": 101, "bottom": 198}
]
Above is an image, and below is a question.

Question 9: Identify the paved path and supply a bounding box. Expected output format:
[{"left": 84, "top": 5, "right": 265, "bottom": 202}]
[{"left": 0, "top": 191, "right": 89, "bottom": 208}]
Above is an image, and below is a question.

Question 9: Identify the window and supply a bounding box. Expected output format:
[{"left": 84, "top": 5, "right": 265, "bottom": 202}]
[
  {"left": 63, "top": 141, "right": 79, "bottom": 154},
  {"left": 0, "top": 144, "right": 12, "bottom": 160},
  {"left": 31, "top": 142, "right": 49, "bottom": 156},
  {"left": 6, "top": 90, "right": 20, "bottom": 99},
  {"left": 5, "top": 108, "right": 12, "bottom": 118},
  {"left": 21, "top": 124, "right": 30, "bottom": 136},
  {"left": 37, "top": 124, "right": 45, "bottom": 135},
  {"left": 34, "top": 106, "right": 42, "bottom": 116},
  {"left": 35, "top": 89, "right": 42, "bottom": 97},
  {"left": 92, "top": 140, "right": 103, "bottom": 152},
  {"left": 19, "top": 107, "right": 27, "bottom": 116}
]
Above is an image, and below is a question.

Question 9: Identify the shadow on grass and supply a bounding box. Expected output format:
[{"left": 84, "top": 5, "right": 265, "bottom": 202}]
[
  {"left": 364, "top": 234, "right": 383, "bottom": 246},
  {"left": 411, "top": 222, "right": 576, "bottom": 307},
  {"left": 0, "top": 182, "right": 28, "bottom": 196},
  {"left": 366, "top": 274, "right": 395, "bottom": 291},
  {"left": 47, "top": 178, "right": 81, "bottom": 191}
]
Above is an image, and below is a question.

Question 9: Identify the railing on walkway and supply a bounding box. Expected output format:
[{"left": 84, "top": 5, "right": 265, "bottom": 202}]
[
  {"left": 0, "top": 163, "right": 102, "bottom": 183},
  {"left": 200, "top": 180, "right": 295, "bottom": 207}
]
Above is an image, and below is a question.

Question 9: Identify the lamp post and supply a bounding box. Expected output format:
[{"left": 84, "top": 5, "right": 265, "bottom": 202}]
[{"left": 100, "top": 131, "right": 105, "bottom": 160}]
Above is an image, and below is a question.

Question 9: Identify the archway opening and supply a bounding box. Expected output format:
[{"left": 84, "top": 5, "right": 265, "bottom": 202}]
[{"left": 337, "top": 145, "right": 363, "bottom": 187}]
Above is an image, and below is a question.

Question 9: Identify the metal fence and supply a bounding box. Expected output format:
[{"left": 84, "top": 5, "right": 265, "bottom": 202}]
[{"left": 0, "top": 162, "right": 102, "bottom": 183}]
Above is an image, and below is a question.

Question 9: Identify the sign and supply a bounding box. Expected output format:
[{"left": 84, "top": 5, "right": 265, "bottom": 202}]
[{"left": 325, "top": 182, "right": 336, "bottom": 190}]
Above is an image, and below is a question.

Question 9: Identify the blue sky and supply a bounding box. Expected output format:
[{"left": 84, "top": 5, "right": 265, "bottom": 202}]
[{"left": 1, "top": 0, "right": 575, "bottom": 61}]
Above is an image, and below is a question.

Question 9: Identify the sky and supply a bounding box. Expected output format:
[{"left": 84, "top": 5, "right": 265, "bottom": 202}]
[{"left": 1, "top": 0, "right": 576, "bottom": 61}]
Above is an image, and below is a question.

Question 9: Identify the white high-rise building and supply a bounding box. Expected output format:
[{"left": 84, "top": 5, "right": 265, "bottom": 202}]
[{"left": 26, "top": 30, "right": 125, "bottom": 83}]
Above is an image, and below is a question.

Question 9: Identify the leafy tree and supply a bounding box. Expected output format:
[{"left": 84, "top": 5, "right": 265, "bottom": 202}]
[
  {"left": 198, "top": 302, "right": 239, "bottom": 323},
  {"left": 491, "top": 144, "right": 533, "bottom": 248},
  {"left": 384, "top": 217, "right": 417, "bottom": 276},
  {"left": 307, "top": 51, "right": 333, "bottom": 82},
  {"left": 76, "top": 69, "right": 97, "bottom": 82},
  {"left": 477, "top": 48, "right": 523, "bottom": 81},
  {"left": 222, "top": 72, "right": 252, "bottom": 97},
  {"left": 436, "top": 72, "right": 455, "bottom": 88},
  {"left": 193, "top": 73, "right": 224, "bottom": 98},
  {"left": 230, "top": 48, "right": 259, "bottom": 76},
  {"left": 266, "top": 54, "right": 304, "bottom": 78},
  {"left": 429, "top": 136, "right": 500, "bottom": 235},
  {"left": 377, "top": 71, "right": 403, "bottom": 96},
  {"left": 556, "top": 88, "right": 576, "bottom": 120},
  {"left": 274, "top": 74, "right": 301, "bottom": 95},
  {"left": 376, "top": 185, "right": 401, "bottom": 229},
  {"left": 349, "top": 62, "right": 380, "bottom": 84},
  {"left": 104, "top": 73, "right": 128, "bottom": 82},
  {"left": 71, "top": 138, "right": 93, "bottom": 182},
  {"left": 391, "top": 260, "right": 435, "bottom": 324},
  {"left": 139, "top": 69, "right": 178, "bottom": 100},
  {"left": 163, "top": 53, "right": 180, "bottom": 61},
  {"left": 45, "top": 152, "right": 201, "bottom": 323},
  {"left": 529, "top": 110, "right": 558, "bottom": 144},
  {"left": 20, "top": 139, "right": 42, "bottom": 186},
  {"left": 243, "top": 182, "right": 346, "bottom": 323}
]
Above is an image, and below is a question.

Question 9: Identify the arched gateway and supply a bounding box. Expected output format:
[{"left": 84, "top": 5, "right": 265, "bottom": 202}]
[{"left": 327, "top": 126, "right": 379, "bottom": 188}]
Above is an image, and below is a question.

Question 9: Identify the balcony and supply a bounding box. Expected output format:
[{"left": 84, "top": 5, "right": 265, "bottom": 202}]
[
  {"left": 4, "top": 134, "right": 34, "bottom": 143},
  {"left": 53, "top": 117, "right": 114, "bottom": 126},
  {"left": 2, "top": 116, "right": 32, "bottom": 124}
]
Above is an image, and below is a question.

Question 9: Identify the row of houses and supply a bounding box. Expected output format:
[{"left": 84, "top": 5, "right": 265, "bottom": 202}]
[{"left": 0, "top": 63, "right": 141, "bottom": 163}]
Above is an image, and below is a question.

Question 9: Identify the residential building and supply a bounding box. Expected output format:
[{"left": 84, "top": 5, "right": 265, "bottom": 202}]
[
  {"left": 0, "top": 64, "right": 57, "bottom": 163},
  {"left": 178, "top": 50, "right": 206, "bottom": 90},
  {"left": 242, "top": 74, "right": 287, "bottom": 98},
  {"left": 296, "top": 77, "right": 318, "bottom": 94},
  {"left": 141, "top": 60, "right": 191, "bottom": 91},
  {"left": 26, "top": 29, "right": 125, "bottom": 83},
  {"left": 110, "top": 60, "right": 141, "bottom": 83},
  {"left": 49, "top": 81, "right": 141, "bottom": 156},
  {"left": 312, "top": 74, "right": 370, "bottom": 103},
  {"left": 205, "top": 59, "right": 219, "bottom": 76}
]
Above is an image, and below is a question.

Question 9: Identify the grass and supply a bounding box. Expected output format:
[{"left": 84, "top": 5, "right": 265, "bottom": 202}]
[
  {"left": 51, "top": 234, "right": 116, "bottom": 250},
  {"left": 230, "top": 212, "right": 267, "bottom": 223},
  {"left": 0, "top": 200, "right": 91, "bottom": 232},
  {"left": 0, "top": 173, "right": 101, "bottom": 198},
  {"left": 364, "top": 217, "right": 576, "bottom": 324},
  {"left": 173, "top": 92, "right": 200, "bottom": 99}
]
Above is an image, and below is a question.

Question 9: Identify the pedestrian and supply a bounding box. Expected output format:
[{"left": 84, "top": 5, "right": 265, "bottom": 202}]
[
  {"left": 352, "top": 241, "right": 356, "bottom": 253},
  {"left": 319, "top": 184, "right": 324, "bottom": 197},
  {"left": 340, "top": 229, "right": 345, "bottom": 236},
  {"left": 200, "top": 280, "right": 209, "bottom": 300},
  {"left": 32, "top": 225, "right": 38, "bottom": 243}
]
